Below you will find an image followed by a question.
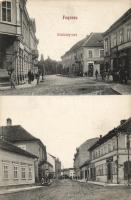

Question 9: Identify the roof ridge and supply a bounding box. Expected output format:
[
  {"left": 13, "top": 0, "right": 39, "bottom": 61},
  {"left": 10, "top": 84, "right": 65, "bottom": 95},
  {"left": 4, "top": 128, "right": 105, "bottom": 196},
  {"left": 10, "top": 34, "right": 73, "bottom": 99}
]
[{"left": 82, "top": 33, "right": 93, "bottom": 46}]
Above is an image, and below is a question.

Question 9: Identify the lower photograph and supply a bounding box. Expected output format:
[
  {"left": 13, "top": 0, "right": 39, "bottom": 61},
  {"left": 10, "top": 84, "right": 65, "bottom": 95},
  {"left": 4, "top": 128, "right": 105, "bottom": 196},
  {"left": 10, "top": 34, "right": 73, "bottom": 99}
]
[{"left": 0, "top": 96, "right": 131, "bottom": 200}]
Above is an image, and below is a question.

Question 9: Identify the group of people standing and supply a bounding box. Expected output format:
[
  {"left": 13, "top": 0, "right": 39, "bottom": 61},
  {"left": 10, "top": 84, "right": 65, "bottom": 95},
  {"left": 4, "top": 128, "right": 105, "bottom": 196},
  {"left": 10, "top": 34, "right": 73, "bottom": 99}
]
[
  {"left": 94, "top": 64, "right": 128, "bottom": 84},
  {"left": 8, "top": 69, "right": 42, "bottom": 89},
  {"left": 27, "top": 69, "right": 41, "bottom": 85}
]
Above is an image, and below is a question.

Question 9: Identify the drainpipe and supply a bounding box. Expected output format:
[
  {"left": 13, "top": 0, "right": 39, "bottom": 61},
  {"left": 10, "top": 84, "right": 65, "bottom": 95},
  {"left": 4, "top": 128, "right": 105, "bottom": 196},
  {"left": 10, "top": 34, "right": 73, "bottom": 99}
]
[{"left": 116, "top": 133, "right": 119, "bottom": 184}]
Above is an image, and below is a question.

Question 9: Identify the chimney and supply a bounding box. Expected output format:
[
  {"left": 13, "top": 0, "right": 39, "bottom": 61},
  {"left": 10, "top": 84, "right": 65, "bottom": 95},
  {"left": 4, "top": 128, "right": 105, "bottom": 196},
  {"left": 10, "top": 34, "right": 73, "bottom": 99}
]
[
  {"left": 120, "top": 120, "right": 126, "bottom": 125},
  {"left": 6, "top": 118, "right": 12, "bottom": 126},
  {"left": 100, "top": 135, "right": 102, "bottom": 139}
]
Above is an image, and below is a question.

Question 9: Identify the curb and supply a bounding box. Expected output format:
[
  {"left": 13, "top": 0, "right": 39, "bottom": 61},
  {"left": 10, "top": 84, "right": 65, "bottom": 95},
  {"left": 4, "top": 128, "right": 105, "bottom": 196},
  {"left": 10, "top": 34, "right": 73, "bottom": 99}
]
[{"left": 0, "top": 186, "right": 43, "bottom": 195}]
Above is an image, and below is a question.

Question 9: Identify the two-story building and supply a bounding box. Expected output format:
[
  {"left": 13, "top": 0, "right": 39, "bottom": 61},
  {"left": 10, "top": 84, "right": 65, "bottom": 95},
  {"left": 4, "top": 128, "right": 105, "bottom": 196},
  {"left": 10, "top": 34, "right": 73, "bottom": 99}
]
[
  {"left": 0, "top": 138, "right": 37, "bottom": 186},
  {"left": 61, "top": 33, "right": 104, "bottom": 77},
  {"left": 103, "top": 9, "right": 131, "bottom": 80},
  {"left": 0, "top": 118, "right": 47, "bottom": 182},
  {"left": 73, "top": 137, "right": 98, "bottom": 180},
  {"left": 0, "top": 0, "right": 39, "bottom": 85},
  {"left": 88, "top": 118, "right": 131, "bottom": 184}
]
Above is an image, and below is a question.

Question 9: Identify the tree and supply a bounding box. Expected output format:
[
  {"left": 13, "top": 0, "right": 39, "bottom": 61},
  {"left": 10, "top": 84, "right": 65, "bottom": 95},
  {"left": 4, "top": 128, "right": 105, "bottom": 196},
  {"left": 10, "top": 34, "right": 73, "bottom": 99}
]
[{"left": 38, "top": 54, "right": 45, "bottom": 81}]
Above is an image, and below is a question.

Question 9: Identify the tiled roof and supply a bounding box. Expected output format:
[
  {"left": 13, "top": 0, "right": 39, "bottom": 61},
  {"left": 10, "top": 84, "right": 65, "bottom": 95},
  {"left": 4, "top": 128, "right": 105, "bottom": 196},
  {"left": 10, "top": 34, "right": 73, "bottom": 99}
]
[
  {"left": 79, "top": 137, "right": 99, "bottom": 149},
  {"left": 89, "top": 117, "right": 131, "bottom": 151},
  {"left": 0, "top": 125, "right": 38, "bottom": 142},
  {"left": 0, "top": 139, "right": 37, "bottom": 158},
  {"left": 63, "top": 37, "right": 87, "bottom": 57},
  {"left": 82, "top": 33, "right": 103, "bottom": 47},
  {"left": 62, "top": 33, "right": 103, "bottom": 58},
  {"left": 69, "top": 37, "right": 88, "bottom": 52}
]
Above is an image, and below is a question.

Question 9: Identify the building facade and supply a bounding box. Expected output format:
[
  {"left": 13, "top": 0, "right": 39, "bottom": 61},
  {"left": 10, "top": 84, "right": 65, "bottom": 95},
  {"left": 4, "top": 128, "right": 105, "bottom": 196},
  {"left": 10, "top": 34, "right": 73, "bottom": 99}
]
[
  {"left": 55, "top": 158, "right": 61, "bottom": 178},
  {"left": 61, "top": 168, "right": 75, "bottom": 179},
  {"left": 88, "top": 118, "right": 131, "bottom": 184},
  {"left": 61, "top": 33, "right": 104, "bottom": 77},
  {"left": 0, "top": 0, "right": 39, "bottom": 84},
  {"left": 0, "top": 139, "right": 37, "bottom": 186},
  {"left": 73, "top": 137, "right": 98, "bottom": 180},
  {"left": 46, "top": 153, "right": 55, "bottom": 178},
  {"left": 0, "top": 118, "right": 47, "bottom": 182},
  {"left": 103, "top": 9, "right": 131, "bottom": 80}
]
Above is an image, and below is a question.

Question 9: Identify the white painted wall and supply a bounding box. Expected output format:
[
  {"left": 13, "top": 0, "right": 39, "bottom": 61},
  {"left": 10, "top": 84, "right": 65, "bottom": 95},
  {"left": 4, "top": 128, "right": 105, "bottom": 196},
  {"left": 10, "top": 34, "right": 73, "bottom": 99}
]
[{"left": 0, "top": 149, "right": 36, "bottom": 186}]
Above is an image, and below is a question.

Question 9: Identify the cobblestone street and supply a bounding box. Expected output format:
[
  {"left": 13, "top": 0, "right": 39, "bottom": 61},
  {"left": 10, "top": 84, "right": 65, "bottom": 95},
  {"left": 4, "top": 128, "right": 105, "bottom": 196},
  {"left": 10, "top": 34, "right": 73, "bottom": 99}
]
[
  {"left": 1, "top": 180, "right": 131, "bottom": 200},
  {"left": 0, "top": 75, "right": 123, "bottom": 95}
]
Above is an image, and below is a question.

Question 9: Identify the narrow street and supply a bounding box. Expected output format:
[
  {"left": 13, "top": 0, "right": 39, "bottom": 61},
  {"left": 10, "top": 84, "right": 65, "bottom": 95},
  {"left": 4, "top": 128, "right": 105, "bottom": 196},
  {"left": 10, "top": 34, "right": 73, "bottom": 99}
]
[
  {"left": 0, "top": 75, "right": 122, "bottom": 95},
  {"left": 1, "top": 180, "right": 131, "bottom": 200}
]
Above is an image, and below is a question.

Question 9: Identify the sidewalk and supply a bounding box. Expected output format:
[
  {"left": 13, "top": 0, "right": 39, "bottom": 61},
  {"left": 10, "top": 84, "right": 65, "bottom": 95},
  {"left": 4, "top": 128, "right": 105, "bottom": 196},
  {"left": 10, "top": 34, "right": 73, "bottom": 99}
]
[
  {"left": 0, "top": 185, "right": 43, "bottom": 195},
  {"left": 91, "top": 76, "right": 131, "bottom": 95},
  {"left": 111, "top": 81, "right": 131, "bottom": 95},
  {"left": 76, "top": 179, "right": 130, "bottom": 187},
  {"left": 0, "top": 79, "right": 37, "bottom": 91}
]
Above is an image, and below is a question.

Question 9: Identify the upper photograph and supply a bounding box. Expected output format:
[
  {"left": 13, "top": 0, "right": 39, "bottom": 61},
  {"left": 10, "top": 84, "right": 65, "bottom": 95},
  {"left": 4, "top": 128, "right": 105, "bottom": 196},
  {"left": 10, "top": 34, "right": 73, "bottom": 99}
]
[{"left": 0, "top": 0, "right": 131, "bottom": 95}]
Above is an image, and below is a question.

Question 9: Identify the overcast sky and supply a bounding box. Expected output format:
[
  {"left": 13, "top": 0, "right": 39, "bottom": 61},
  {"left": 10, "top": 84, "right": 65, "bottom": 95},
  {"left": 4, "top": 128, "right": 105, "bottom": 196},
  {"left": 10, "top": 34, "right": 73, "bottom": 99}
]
[
  {"left": 27, "top": 0, "right": 131, "bottom": 61},
  {"left": 0, "top": 96, "right": 131, "bottom": 168}
]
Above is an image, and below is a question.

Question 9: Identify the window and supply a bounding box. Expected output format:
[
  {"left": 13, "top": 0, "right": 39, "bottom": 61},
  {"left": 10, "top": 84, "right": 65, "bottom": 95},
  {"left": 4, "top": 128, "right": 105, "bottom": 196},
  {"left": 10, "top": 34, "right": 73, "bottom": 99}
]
[
  {"left": 119, "top": 29, "right": 124, "bottom": 44},
  {"left": 28, "top": 166, "right": 32, "bottom": 179},
  {"left": 14, "top": 166, "right": 18, "bottom": 179},
  {"left": 2, "top": 1, "right": 12, "bottom": 22},
  {"left": 3, "top": 163, "right": 9, "bottom": 179},
  {"left": 108, "top": 143, "right": 112, "bottom": 152},
  {"left": 21, "top": 166, "right": 26, "bottom": 179},
  {"left": 112, "top": 140, "right": 116, "bottom": 150},
  {"left": 112, "top": 33, "right": 117, "bottom": 47},
  {"left": 100, "top": 49, "right": 104, "bottom": 58},
  {"left": 112, "top": 162, "right": 117, "bottom": 175},
  {"left": 104, "top": 38, "right": 108, "bottom": 53},
  {"left": 127, "top": 24, "right": 131, "bottom": 41},
  {"left": 88, "top": 50, "right": 93, "bottom": 58}
]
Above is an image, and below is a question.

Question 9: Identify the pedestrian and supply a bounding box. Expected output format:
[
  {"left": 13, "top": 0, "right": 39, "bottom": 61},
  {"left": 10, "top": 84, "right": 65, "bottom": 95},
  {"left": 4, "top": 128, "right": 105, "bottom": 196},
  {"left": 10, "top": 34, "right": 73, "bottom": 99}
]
[
  {"left": 36, "top": 70, "right": 40, "bottom": 85},
  {"left": 95, "top": 70, "right": 98, "bottom": 80},
  {"left": 123, "top": 67, "right": 128, "bottom": 84},
  {"left": 31, "top": 71, "right": 34, "bottom": 82},
  {"left": 28, "top": 70, "right": 32, "bottom": 84},
  {"left": 119, "top": 64, "right": 124, "bottom": 84},
  {"left": 8, "top": 70, "right": 15, "bottom": 89}
]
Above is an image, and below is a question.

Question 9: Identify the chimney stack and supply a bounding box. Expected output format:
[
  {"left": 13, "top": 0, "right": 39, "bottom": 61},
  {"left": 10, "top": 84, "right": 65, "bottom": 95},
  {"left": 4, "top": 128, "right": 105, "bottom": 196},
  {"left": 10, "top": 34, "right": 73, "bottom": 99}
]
[
  {"left": 6, "top": 118, "right": 12, "bottom": 126},
  {"left": 100, "top": 135, "right": 102, "bottom": 139}
]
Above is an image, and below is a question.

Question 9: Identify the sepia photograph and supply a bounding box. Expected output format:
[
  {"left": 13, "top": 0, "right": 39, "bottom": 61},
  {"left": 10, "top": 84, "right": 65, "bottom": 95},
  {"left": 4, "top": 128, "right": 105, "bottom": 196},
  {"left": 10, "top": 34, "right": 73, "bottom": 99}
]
[
  {"left": 0, "top": 0, "right": 131, "bottom": 199},
  {"left": 0, "top": 96, "right": 131, "bottom": 200},
  {"left": 0, "top": 0, "right": 130, "bottom": 95}
]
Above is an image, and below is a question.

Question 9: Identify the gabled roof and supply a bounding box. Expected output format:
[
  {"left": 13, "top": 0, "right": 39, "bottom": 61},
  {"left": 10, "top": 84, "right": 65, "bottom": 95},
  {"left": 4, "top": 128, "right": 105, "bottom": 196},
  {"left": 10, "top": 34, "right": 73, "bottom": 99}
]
[
  {"left": 89, "top": 117, "right": 131, "bottom": 151},
  {"left": 0, "top": 139, "right": 37, "bottom": 159},
  {"left": 0, "top": 125, "right": 46, "bottom": 154},
  {"left": 0, "top": 125, "right": 38, "bottom": 142},
  {"left": 62, "top": 33, "right": 103, "bottom": 58},
  {"left": 69, "top": 37, "right": 88, "bottom": 52},
  {"left": 82, "top": 33, "right": 103, "bottom": 47}
]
